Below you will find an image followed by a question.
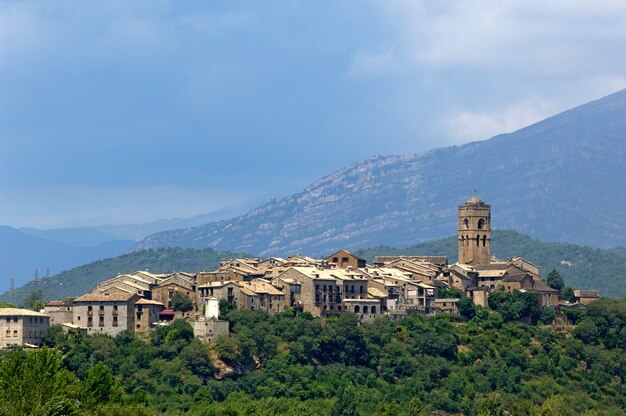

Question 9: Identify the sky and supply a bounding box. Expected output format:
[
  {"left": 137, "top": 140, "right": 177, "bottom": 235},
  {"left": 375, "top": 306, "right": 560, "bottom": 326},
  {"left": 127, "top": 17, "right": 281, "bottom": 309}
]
[{"left": 1, "top": 1, "right": 625, "bottom": 228}]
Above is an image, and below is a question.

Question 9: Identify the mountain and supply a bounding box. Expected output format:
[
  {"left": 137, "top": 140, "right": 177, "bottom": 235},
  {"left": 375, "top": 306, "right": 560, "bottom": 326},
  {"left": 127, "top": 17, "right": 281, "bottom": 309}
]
[
  {"left": 0, "top": 247, "right": 253, "bottom": 306},
  {"left": 133, "top": 90, "right": 626, "bottom": 256},
  {"left": 0, "top": 225, "right": 135, "bottom": 293}
]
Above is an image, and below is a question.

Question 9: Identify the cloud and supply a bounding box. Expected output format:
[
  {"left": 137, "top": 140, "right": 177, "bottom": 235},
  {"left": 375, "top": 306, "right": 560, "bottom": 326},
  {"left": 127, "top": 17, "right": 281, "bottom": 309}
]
[
  {"left": 444, "top": 99, "right": 556, "bottom": 143},
  {"left": 365, "top": 0, "right": 626, "bottom": 75}
]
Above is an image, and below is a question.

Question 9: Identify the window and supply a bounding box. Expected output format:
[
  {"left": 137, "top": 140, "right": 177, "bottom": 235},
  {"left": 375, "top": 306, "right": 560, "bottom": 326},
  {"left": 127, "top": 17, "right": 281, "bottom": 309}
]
[
  {"left": 113, "top": 316, "right": 118, "bottom": 327},
  {"left": 478, "top": 218, "right": 485, "bottom": 229},
  {"left": 483, "top": 235, "right": 487, "bottom": 247},
  {"left": 342, "top": 257, "right": 349, "bottom": 263},
  {"left": 87, "top": 317, "right": 93, "bottom": 327},
  {"left": 99, "top": 316, "right": 105, "bottom": 327},
  {"left": 13, "top": 330, "right": 17, "bottom": 337},
  {"left": 464, "top": 218, "right": 469, "bottom": 229},
  {"left": 13, "top": 317, "right": 17, "bottom": 323},
  {"left": 332, "top": 257, "right": 339, "bottom": 262},
  {"left": 4, "top": 317, "right": 9, "bottom": 323}
]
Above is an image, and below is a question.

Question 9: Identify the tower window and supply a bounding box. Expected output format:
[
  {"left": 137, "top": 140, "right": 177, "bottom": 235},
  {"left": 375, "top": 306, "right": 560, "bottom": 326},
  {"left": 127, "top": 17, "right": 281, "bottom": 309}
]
[
  {"left": 483, "top": 235, "right": 487, "bottom": 246},
  {"left": 478, "top": 219, "right": 485, "bottom": 229},
  {"left": 476, "top": 235, "right": 480, "bottom": 246},
  {"left": 463, "top": 219, "right": 469, "bottom": 229}
]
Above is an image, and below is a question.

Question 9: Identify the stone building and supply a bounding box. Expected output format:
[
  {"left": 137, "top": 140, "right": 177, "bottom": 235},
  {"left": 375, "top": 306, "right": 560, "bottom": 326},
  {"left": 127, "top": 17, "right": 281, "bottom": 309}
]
[
  {"left": 0, "top": 308, "right": 49, "bottom": 348},
  {"left": 326, "top": 250, "right": 367, "bottom": 269},
  {"left": 43, "top": 298, "right": 74, "bottom": 325},
  {"left": 72, "top": 292, "right": 139, "bottom": 336},
  {"left": 458, "top": 195, "right": 491, "bottom": 265},
  {"left": 573, "top": 290, "right": 600, "bottom": 305},
  {"left": 134, "top": 298, "right": 165, "bottom": 334}
]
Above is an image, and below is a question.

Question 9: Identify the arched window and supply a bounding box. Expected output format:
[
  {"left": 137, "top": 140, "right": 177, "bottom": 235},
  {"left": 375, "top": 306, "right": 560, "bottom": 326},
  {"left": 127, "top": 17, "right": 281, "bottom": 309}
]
[
  {"left": 461, "top": 235, "right": 465, "bottom": 245},
  {"left": 482, "top": 235, "right": 487, "bottom": 246},
  {"left": 466, "top": 235, "right": 470, "bottom": 246},
  {"left": 363, "top": 305, "right": 369, "bottom": 314},
  {"left": 463, "top": 218, "right": 469, "bottom": 229},
  {"left": 354, "top": 305, "right": 360, "bottom": 313},
  {"left": 344, "top": 305, "right": 348, "bottom": 311},
  {"left": 478, "top": 218, "right": 485, "bottom": 229},
  {"left": 371, "top": 306, "right": 377, "bottom": 314},
  {"left": 476, "top": 235, "right": 480, "bottom": 246}
]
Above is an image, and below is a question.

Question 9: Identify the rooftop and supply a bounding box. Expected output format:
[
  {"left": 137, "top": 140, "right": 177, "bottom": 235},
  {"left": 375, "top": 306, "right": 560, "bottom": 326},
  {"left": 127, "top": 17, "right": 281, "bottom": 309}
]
[{"left": 0, "top": 308, "right": 48, "bottom": 317}]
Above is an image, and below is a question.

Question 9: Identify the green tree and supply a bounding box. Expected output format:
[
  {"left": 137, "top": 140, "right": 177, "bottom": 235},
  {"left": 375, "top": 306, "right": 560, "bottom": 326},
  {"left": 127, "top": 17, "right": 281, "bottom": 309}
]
[
  {"left": 181, "top": 339, "right": 217, "bottom": 382},
  {"left": 21, "top": 289, "right": 44, "bottom": 311},
  {"left": 171, "top": 291, "right": 193, "bottom": 313},
  {"left": 546, "top": 269, "right": 565, "bottom": 292},
  {"left": 332, "top": 382, "right": 358, "bottom": 416},
  {"left": 80, "top": 362, "right": 121, "bottom": 410},
  {"left": 457, "top": 296, "right": 477, "bottom": 321},
  {"left": 0, "top": 347, "right": 79, "bottom": 416}
]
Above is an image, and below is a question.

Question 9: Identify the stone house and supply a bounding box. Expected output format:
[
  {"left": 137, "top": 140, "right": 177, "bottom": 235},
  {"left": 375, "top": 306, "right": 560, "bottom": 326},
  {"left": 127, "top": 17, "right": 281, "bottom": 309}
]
[
  {"left": 72, "top": 292, "right": 139, "bottom": 336},
  {"left": 134, "top": 298, "right": 165, "bottom": 334},
  {"left": 573, "top": 290, "right": 600, "bottom": 305},
  {"left": 435, "top": 298, "right": 460, "bottom": 314},
  {"left": 153, "top": 274, "right": 195, "bottom": 311},
  {"left": 0, "top": 308, "right": 49, "bottom": 348},
  {"left": 238, "top": 279, "right": 286, "bottom": 313},
  {"left": 43, "top": 298, "right": 74, "bottom": 325},
  {"left": 325, "top": 250, "right": 367, "bottom": 269}
]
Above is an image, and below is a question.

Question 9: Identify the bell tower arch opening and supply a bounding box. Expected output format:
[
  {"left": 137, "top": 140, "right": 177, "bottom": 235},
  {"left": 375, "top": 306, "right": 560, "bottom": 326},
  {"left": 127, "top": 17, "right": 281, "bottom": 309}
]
[{"left": 457, "top": 195, "right": 491, "bottom": 265}]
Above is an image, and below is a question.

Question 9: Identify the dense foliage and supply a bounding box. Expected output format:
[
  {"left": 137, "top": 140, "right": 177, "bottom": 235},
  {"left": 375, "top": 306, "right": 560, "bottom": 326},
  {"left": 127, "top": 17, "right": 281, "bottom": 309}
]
[
  {"left": 356, "top": 230, "right": 626, "bottom": 297},
  {"left": 5, "top": 298, "right": 624, "bottom": 415},
  {"left": 0, "top": 247, "right": 253, "bottom": 305}
]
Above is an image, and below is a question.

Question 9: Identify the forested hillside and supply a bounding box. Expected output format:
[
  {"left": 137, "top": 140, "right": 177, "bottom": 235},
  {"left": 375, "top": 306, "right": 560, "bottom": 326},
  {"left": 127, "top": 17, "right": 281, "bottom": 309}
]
[
  {"left": 355, "top": 230, "right": 626, "bottom": 297},
  {"left": 3, "top": 297, "right": 626, "bottom": 415}
]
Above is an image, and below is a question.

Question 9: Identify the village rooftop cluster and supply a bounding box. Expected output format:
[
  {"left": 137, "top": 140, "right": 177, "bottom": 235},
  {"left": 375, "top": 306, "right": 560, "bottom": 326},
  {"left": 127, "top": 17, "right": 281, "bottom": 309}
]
[{"left": 0, "top": 196, "right": 599, "bottom": 348}]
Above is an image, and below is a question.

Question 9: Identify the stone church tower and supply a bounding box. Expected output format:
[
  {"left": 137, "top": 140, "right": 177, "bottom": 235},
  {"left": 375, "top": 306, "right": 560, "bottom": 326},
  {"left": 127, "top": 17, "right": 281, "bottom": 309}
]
[{"left": 458, "top": 195, "right": 491, "bottom": 265}]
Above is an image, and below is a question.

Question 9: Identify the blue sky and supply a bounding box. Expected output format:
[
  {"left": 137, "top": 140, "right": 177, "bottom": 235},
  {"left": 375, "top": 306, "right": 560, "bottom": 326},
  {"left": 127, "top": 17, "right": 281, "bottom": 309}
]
[{"left": 1, "top": 1, "right": 625, "bottom": 227}]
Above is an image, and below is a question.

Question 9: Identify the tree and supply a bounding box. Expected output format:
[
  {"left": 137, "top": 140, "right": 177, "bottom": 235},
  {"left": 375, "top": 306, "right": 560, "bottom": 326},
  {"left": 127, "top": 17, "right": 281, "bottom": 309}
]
[
  {"left": 546, "top": 269, "right": 565, "bottom": 292},
  {"left": 171, "top": 291, "right": 193, "bottom": 313},
  {"left": 21, "top": 289, "right": 44, "bottom": 311},
  {"left": 181, "top": 339, "right": 217, "bottom": 382},
  {"left": 332, "top": 382, "right": 358, "bottom": 416},
  {"left": 457, "top": 297, "right": 476, "bottom": 321},
  {"left": 81, "top": 362, "right": 121, "bottom": 410}
]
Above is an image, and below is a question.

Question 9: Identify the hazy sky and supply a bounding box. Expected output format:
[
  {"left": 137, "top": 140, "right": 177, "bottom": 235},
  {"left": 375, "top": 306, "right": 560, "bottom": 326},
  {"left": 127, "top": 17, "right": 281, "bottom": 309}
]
[{"left": 1, "top": 1, "right": 625, "bottom": 228}]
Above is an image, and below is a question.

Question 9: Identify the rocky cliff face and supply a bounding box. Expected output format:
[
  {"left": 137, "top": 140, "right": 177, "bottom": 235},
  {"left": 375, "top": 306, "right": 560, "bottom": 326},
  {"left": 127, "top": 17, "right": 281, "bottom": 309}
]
[{"left": 133, "top": 90, "right": 626, "bottom": 255}]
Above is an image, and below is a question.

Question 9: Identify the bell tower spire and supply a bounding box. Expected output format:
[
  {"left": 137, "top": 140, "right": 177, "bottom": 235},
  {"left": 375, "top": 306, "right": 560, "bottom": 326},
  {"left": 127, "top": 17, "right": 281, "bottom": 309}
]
[{"left": 458, "top": 195, "right": 491, "bottom": 265}]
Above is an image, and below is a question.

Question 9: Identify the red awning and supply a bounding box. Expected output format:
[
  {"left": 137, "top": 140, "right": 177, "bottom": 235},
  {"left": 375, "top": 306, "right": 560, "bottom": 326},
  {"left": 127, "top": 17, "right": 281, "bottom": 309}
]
[{"left": 160, "top": 309, "right": 175, "bottom": 316}]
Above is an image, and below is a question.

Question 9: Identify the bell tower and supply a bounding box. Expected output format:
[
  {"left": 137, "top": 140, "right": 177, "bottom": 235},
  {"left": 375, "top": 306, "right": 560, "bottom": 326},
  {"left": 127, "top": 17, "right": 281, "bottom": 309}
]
[{"left": 458, "top": 195, "right": 491, "bottom": 265}]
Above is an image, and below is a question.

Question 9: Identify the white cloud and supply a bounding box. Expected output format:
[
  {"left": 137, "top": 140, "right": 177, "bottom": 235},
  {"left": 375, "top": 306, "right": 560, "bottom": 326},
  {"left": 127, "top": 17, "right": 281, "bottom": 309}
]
[
  {"left": 444, "top": 99, "right": 556, "bottom": 143},
  {"left": 356, "top": 1, "right": 626, "bottom": 75}
]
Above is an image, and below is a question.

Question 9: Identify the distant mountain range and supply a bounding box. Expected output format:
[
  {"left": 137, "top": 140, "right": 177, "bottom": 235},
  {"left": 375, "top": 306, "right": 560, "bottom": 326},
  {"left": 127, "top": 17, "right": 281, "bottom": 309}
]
[
  {"left": 0, "top": 225, "right": 135, "bottom": 293},
  {"left": 133, "top": 89, "right": 626, "bottom": 256},
  {"left": 3, "top": 230, "right": 626, "bottom": 305},
  {"left": 0, "top": 203, "right": 253, "bottom": 293}
]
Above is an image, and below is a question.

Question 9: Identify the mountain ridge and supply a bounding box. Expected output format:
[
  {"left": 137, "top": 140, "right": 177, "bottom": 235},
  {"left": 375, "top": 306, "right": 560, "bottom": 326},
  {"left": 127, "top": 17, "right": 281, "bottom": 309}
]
[{"left": 133, "top": 89, "right": 626, "bottom": 256}]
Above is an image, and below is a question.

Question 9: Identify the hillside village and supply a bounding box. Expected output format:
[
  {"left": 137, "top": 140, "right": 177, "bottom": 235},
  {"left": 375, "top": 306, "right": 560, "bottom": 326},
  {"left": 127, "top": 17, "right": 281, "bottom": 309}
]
[{"left": 0, "top": 196, "right": 600, "bottom": 349}]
